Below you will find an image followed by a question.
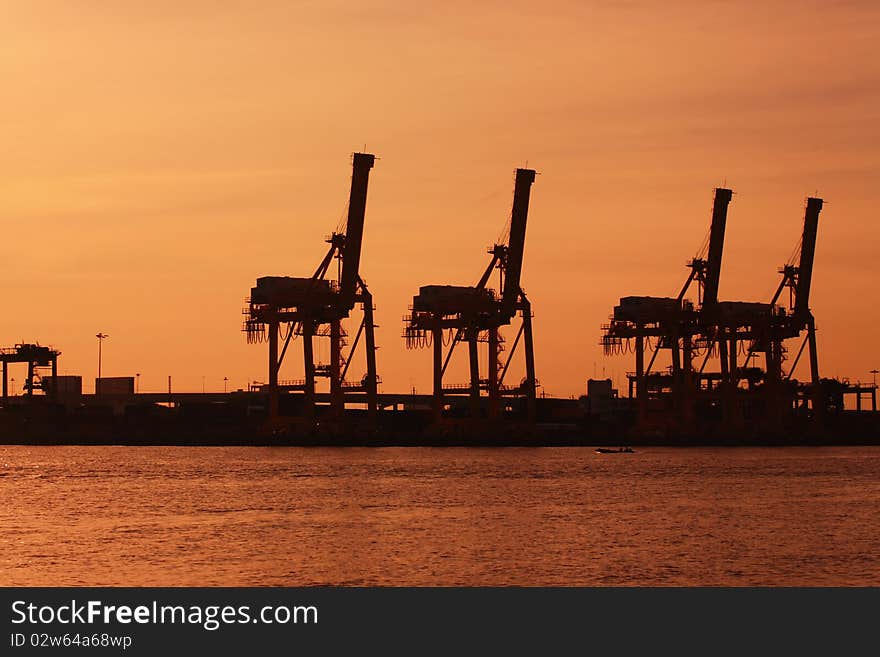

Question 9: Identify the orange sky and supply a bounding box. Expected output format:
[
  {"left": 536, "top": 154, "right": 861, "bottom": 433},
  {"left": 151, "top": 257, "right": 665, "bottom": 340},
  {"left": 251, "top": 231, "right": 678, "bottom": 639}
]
[{"left": 2, "top": 1, "right": 878, "bottom": 395}]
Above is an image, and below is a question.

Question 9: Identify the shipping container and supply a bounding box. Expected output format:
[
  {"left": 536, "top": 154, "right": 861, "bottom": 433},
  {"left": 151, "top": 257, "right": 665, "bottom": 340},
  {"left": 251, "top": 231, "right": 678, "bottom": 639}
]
[
  {"left": 42, "top": 375, "right": 83, "bottom": 396},
  {"left": 95, "top": 376, "right": 135, "bottom": 396}
]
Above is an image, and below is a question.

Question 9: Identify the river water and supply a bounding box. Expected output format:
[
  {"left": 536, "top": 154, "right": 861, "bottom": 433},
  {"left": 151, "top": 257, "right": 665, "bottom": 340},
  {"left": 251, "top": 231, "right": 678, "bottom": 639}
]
[{"left": 1, "top": 446, "right": 878, "bottom": 586}]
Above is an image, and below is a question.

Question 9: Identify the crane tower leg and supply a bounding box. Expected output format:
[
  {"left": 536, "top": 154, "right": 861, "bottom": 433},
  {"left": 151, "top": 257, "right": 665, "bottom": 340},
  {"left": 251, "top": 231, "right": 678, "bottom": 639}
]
[
  {"left": 468, "top": 333, "right": 480, "bottom": 418},
  {"left": 522, "top": 301, "right": 537, "bottom": 425},
  {"left": 635, "top": 332, "right": 646, "bottom": 423},
  {"left": 362, "top": 291, "right": 378, "bottom": 425},
  {"left": 268, "top": 319, "right": 279, "bottom": 421},
  {"left": 432, "top": 319, "right": 443, "bottom": 424},
  {"left": 330, "top": 319, "right": 343, "bottom": 416},
  {"left": 488, "top": 327, "right": 500, "bottom": 420},
  {"left": 807, "top": 316, "right": 822, "bottom": 418},
  {"left": 303, "top": 322, "right": 316, "bottom": 420}
]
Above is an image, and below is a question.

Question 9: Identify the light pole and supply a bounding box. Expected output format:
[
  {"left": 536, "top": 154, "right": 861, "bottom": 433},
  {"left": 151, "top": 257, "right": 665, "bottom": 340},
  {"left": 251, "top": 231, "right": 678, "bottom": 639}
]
[
  {"left": 223, "top": 376, "right": 228, "bottom": 393},
  {"left": 871, "top": 369, "right": 878, "bottom": 388},
  {"left": 136, "top": 372, "right": 140, "bottom": 394},
  {"left": 96, "top": 333, "right": 109, "bottom": 380}
]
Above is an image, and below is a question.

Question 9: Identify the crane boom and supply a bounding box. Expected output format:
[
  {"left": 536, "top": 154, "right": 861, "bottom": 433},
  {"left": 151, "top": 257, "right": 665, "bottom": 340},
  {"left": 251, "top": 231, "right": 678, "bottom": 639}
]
[
  {"left": 702, "top": 187, "right": 733, "bottom": 308},
  {"left": 501, "top": 168, "right": 536, "bottom": 318},
  {"left": 794, "top": 197, "right": 823, "bottom": 318},
  {"left": 339, "top": 152, "right": 376, "bottom": 311}
]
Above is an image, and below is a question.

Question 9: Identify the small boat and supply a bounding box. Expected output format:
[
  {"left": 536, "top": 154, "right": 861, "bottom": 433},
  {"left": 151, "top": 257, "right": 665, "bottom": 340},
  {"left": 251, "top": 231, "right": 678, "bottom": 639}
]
[{"left": 595, "top": 447, "right": 635, "bottom": 454}]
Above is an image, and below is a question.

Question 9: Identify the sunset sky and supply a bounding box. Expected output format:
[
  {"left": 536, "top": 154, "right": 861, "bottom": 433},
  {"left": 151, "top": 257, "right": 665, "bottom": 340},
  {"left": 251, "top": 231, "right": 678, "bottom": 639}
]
[{"left": 2, "top": 1, "right": 878, "bottom": 396}]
